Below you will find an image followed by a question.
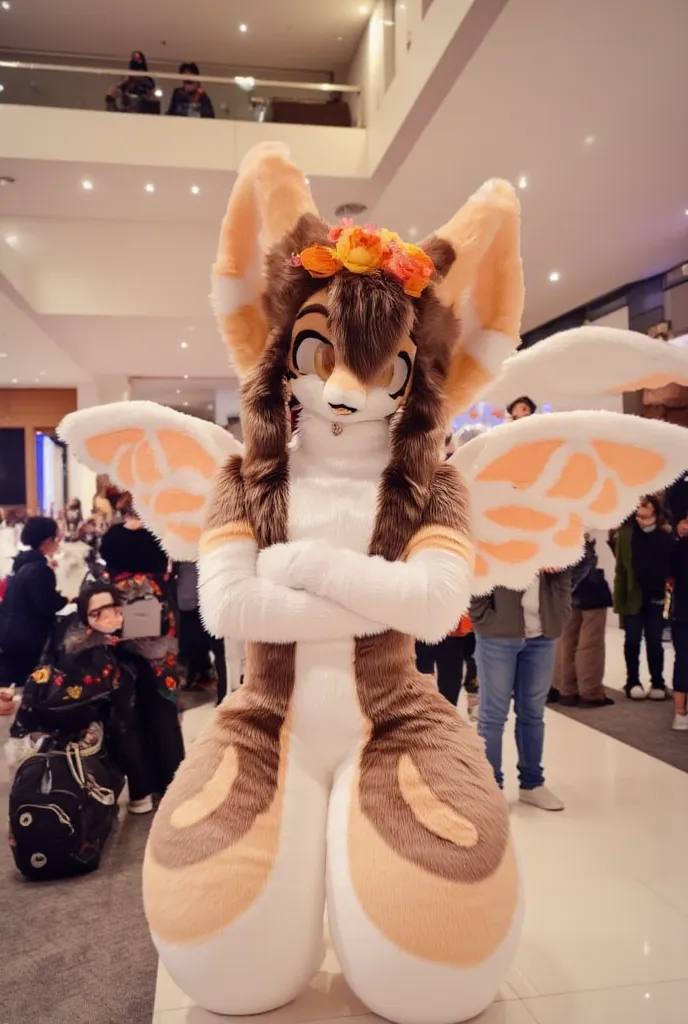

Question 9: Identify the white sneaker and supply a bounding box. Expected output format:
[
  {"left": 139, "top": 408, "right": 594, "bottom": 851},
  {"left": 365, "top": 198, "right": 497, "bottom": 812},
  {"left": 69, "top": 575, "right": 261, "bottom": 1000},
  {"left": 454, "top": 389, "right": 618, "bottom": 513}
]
[
  {"left": 129, "top": 795, "right": 154, "bottom": 815},
  {"left": 627, "top": 685, "right": 646, "bottom": 700},
  {"left": 648, "top": 687, "right": 668, "bottom": 701},
  {"left": 672, "top": 714, "right": 688, "bottom": 731},
  {"left": 519, "top": 786, "right": 565, "bottom": 812}
]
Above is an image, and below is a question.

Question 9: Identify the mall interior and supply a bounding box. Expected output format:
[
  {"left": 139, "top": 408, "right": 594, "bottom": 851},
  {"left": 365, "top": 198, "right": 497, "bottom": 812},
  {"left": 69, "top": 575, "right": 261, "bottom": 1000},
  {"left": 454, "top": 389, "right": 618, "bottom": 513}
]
[{"left": 1, "top": 0, "right": 688, "bottom": 1022}]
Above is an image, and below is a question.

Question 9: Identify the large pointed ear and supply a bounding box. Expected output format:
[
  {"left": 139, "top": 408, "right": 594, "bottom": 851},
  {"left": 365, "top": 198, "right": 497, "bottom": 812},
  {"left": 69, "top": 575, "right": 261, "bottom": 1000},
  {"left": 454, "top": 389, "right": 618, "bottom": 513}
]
[
  {"left": 424, "top": 180, "right": 524, "bottom": 416},
  {"left": 211, "top": 142, "right": 319, "bottom": 378}
]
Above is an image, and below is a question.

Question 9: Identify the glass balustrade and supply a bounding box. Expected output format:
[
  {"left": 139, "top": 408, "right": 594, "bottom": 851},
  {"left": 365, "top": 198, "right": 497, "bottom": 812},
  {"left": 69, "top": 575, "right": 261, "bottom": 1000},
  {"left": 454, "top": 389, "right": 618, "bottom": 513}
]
[{"left": 0, "top": 60, "right": 361, "bottom": 128}]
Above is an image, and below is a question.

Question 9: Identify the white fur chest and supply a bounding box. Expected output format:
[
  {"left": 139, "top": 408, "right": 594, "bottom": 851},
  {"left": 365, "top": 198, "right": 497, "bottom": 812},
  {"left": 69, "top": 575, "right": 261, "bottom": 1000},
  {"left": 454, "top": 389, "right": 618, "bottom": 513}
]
[{"left": 287, "top": 417, "right": 390, "bottom": 555}]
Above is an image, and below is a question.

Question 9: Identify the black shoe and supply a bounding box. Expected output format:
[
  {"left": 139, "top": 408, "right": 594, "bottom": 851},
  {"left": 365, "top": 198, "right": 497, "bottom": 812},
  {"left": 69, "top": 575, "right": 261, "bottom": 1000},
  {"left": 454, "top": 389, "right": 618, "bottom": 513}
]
[
  {"left": 579, "top": 696, "right": 615, "bottom": 708},
  {"left": 558, "top": 694, "right": 580, "bottom": 707},
  {"left": 546, "top": 687, "right": 560, "bottom": 704}
]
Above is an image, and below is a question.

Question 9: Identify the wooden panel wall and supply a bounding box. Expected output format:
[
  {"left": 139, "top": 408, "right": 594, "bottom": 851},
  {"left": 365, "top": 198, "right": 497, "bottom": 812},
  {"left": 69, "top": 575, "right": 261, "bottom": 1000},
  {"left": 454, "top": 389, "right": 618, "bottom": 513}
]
[{"left": 0, "top": 389, "right": 77, "bottom": 512}]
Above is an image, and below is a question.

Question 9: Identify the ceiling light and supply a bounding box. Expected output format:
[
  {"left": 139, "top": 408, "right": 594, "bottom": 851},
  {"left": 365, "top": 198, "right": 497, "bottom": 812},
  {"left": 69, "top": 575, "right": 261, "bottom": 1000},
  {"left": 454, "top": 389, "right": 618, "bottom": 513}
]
[
  {"left": 0, "top": 84, "right": 5, "bottom": 94},
  {"left": 183, "top": 401, "right": 189, "bottom": 407},
  {"left": 190, "top": 184, "right": 200, "bottom": 195},
  {"left": 517, "top": 175, "right": 528, "bottom": 190},
  {"left": 34, "top": 377, "right": 39, "bottom": 383},
  {"left": 239, "top": 23, "right": 248, "bottom": 33},
  {"left": 183, "top": 374, "right": 189, "bottom": 379},
  {"left": 0, "top": 176, "right": 14, "bottom": 186},
  {"left": 180, "top": 341, "right": 188, "bottom": 349},
  {"left": 1, "top": 2, "right": 10, "bottom": 10},
  {"left": 0, "top": 352, "right": 6, "bottom": 358},
  {"left": 144, "top": 183, "right": 155, "bottom": 193},
  {"left": 304, "top": 176, "right": 310, "bottom": 186},
  {"left": 359, "top": 5, "right": 369, "bottom": 13},
  {"left": 584, "top": 134, "right": 596, "bottom": 146},
  {"left": 207, "top": 403, "right": 213, "bottom": 410},
  {"left": 81, "top": 179, "right": 93, "bottom": 191},
  {"left": 187, "top": 325, "right": 196, "bottom": 332},
  {"left": 4, "top": 233, "right": 18, "bottom": 247},
  {"left": 176, "top": 389, "right": 181, "bottom": 394},
  {"left": 684, "top": 209, "right": 688, "bottom": 217},
  {"left": 548, "top": 270, "right": 561, "bottom": 283},
  {"left": 11, "top": 377, "right": 17, "bottom": 384},
  {"left": 39, "top": 369, "right": 46, "bottom": 375},
  {"left": 407, "top": 226, "right": 418, "bottom": 239},
  {"left": 337, "top": 35, "right": 344, "bottom": 41},
  {"left": 154, "top": 89, "right": 163, "bottom": 98}
]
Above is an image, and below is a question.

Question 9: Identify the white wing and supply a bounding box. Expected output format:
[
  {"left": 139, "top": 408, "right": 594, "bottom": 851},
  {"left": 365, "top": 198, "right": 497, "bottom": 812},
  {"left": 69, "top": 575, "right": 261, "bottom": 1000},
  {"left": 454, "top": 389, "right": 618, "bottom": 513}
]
[{"left": 59, "top": 401, "right": 242, "bottom": 561}]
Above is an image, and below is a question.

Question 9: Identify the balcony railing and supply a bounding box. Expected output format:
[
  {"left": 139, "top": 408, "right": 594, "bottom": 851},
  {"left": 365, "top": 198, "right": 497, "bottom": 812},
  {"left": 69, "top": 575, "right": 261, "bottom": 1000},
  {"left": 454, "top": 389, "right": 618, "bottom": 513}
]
[{"left": 0, "top": 60, "right": 361, "bottom": 128}]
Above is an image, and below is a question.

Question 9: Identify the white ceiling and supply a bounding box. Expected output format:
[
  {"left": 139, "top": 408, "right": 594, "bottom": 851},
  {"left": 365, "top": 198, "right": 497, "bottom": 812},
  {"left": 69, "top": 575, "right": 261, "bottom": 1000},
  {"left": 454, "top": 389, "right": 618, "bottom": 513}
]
[
  {"left": 0, "top": 0, "right": 367, "bottom": 73},
  {"left": 1, "top": 0, "right": 688, "bottom": 409}
]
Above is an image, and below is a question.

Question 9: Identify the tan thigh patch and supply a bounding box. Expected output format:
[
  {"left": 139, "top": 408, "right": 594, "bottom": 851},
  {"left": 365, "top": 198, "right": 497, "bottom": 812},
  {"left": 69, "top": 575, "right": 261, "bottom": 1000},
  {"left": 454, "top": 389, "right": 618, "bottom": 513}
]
[{"left": 348, "top": 771, "right": 519, "bottom": 967}]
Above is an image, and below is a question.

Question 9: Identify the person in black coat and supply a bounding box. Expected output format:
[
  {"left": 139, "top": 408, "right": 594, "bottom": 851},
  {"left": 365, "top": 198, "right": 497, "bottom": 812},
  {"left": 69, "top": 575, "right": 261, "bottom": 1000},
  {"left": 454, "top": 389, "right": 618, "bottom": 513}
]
[
  {"left": 671, "top": 516, "right": 688, "bottom": 730},
  {"left": 0, "top": 518, "right": 68, "bottom": 687},
  {"left": 166, "top": 62, "right": 215, "bottom": 118}
]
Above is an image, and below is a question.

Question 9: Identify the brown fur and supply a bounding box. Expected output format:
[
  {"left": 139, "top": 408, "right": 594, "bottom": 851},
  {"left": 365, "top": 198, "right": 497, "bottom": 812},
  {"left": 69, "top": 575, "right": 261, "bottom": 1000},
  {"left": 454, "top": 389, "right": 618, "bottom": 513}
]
[
  {"left": 421, "top": 235, "right": 457, "bottom": 281},
  {"left": 329, "top": 273, "right": 414, "bottom": 384}
]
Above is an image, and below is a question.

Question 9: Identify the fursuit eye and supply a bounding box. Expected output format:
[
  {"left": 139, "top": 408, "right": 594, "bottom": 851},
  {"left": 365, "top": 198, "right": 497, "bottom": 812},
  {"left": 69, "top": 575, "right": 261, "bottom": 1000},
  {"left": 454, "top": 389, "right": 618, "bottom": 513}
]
[
  {"left": 292, "top": 331, "right": 335, "bottom": 380},
  {"left": 388, "top": 351, "right": 412, "bottom": 399}
]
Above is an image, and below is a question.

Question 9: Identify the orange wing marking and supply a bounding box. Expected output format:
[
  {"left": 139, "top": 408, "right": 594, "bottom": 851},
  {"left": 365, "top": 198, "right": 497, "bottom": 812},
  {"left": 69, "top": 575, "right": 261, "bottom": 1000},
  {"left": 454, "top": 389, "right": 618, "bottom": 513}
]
[
  {"left": 592, "top": 441, "right": 665, "bottom": 487},
  {"left": 134, "top": 440, "right": 162, "bottom": 484},
  {"left": 475, "top": 553, "right": 489, "bottom": 577},
  {"left": 588, "top": 478, "right": 618, "bottom": 515},
  {"left": 154, "top": 490, "right": 206, "bottom": 516},
  {"left": 479, "top": 539, "right": 539, "bottom": 564},
  {"left": 157, "top": 430, "right": 217, "bottom": 479},
  {"left": 554, "top": 513, "right": 583, "bottom": 548},
  {"left": 116, "top": 446, "right": 135, "bottom": 488},
  {"left": 476, "top": 441, "right": 562, "bottom": 489},
  {"left": 166, "top": 523, "right": 202, "bottom": 545},
  {"left": 546, "top": 452, "right": 597, "bottom": 500},
  {"left": 86, "top": 428, "right": 143, "bottom": 463},
  {"left": 484, "top": 506, "right": 557, "bottom": 531}
]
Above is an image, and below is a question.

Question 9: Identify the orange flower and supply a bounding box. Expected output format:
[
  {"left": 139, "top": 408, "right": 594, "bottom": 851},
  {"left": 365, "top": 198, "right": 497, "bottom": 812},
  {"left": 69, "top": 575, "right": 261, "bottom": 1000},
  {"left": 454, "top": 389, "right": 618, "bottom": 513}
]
[
  {"left": 335, "top": 226, "right": 388, "bottom": 274},
  {"left": 164, "top": 675, "right": 177, "bottom": 690},
  {"left": 385, "top": 243, "right": 434, "bottom": 298},
  {"left": 299, "top": 244, "right": 342, "bottom": 278}
]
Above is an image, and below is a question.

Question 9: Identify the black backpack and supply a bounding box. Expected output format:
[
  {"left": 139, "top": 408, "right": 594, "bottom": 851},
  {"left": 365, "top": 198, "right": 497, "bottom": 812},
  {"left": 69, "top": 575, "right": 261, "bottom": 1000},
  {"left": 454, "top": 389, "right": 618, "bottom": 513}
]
[{"left": 8, "top": 736, "right": 124, "bottom": 881}]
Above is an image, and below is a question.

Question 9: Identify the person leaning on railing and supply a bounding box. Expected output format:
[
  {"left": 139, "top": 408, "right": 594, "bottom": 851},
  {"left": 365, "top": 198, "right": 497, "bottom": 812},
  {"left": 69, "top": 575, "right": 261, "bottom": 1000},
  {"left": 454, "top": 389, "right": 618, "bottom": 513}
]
[
  {"left": 105, "top": 50, "right": 160, "bottom": 115},
  {"left": 166, "top": 62, "right": 215, "bottom": 118}
]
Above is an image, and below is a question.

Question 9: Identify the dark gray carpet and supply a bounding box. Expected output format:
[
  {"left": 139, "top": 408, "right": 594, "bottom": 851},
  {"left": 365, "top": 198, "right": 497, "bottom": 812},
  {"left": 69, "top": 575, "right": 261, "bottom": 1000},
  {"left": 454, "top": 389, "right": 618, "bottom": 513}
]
[
  {"left": 0, "top": 719, "right": 160, "bottom": 1024},
  {"left": 551, "top": 688, "right": 688, "bottom": 774}
]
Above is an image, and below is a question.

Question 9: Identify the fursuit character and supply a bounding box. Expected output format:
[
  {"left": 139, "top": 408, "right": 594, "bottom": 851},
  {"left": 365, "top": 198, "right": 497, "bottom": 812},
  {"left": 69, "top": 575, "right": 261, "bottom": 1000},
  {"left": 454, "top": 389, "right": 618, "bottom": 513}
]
[{"left": 59, "top": 143, "right": 688, "bottom": 1024}]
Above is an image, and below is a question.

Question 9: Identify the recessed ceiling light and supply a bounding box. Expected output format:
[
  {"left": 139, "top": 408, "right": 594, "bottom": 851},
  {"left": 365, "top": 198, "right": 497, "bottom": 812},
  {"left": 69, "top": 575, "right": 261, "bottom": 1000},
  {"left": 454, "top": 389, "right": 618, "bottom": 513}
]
[
  {"left": 684, "top": 209, "right": 688, "bottom": 217},
  {"left": 407, "top": 226, "right": 418, "bottom": 239},
  {"left": 0, "top": 84, "right": 5, "bottom": 94},
  {"left": 548, "top": 271, "right": 561, "bottom": 283},
  {"left": 190, "top": 184, "right": 200, "bottom": 195},
  {"left": 183, "top": 401, "right": 189, "bottom": 407},
  {"left": 359, "top": 4, "right": 369, "bottom": 13},
  {"left": 584, "top": 134, "right": 596, "bottom": 146},
  {"left": 180, "top": 340, "right": 188, "bottom": 349},
  {"left": 11, "top": 377, "right": 17, "bottom": 384},
  {"left": 81, "top": 179, "right": 93, "bottom": 191},
  {"left": 39, "top": 369, "right": 46, "bottom": 375},
  {"left": 144, "top": 183, "right": 155, "bottom": 193},
  {"left": 1, "top": 2, "right": 10, "bottom": 10},
  {"left": 207, "top": 403, "right": 213, "bottom": 410},
  {"left": 176, "top": 389, "right": 181, "bottom": 394},
  {"left": 239, "top": 22, "right": 248, "bottom": 33},
  {"left": 34, "top": 377, "right": 39, "bottom": 383},
  {"left": 304, "top": 176, "right": 310, "bottom": 186},
  {"left": 0, "top": 352, "right": 7, "bottom": 358},
  {"left": 517, "top": 175, "right": 528, "bottom": 190},
  {"left": 154, "top": 89, "right": 163, "bottom": 98},
  {"left": 187, "top": 325, "right": 196, "bottom": 332},
  {"left": 4, "top": 233, "right": 18, "bottom": 247},
  {"left": 0, "top": 176, "right": 14, "bottom": 186},
  {"left": 183, "top": 373, "right": 189, "bottom": 379},
  {"left": 337, "top": 35, "right": 344, "bottom": 41}
]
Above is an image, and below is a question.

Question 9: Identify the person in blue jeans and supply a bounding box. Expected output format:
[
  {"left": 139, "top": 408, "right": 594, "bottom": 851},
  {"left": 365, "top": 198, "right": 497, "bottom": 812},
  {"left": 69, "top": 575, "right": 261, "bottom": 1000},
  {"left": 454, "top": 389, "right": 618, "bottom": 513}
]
[{"left": 470, "top": 569, "right": 572, "bottom": 811}]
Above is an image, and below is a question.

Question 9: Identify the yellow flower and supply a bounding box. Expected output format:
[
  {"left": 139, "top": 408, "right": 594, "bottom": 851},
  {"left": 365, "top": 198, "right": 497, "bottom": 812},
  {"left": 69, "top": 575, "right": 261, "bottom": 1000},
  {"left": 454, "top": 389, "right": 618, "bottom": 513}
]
[
  {"left": 32, "top": 667, "right": 50, "bottom": 684},
  {"left": 66, "top": 685, "right": 83, "bottom": 700},
  {"left": 335, "top": 227, "right": 388, "bottom": 274}
]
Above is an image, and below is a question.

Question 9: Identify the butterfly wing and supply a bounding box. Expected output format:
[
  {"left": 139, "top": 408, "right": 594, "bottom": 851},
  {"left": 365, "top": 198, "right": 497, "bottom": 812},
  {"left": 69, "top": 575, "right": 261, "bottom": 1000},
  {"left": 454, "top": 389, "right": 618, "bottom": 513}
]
[
  {"left": 480, "top": 327, "right": 688, "bottom": 410},
  {"left": 59, "top": 401, "right": 242, "bottom": 561},
  {"left": 450, "top": 410, "right": 687, "bottom": 595}
]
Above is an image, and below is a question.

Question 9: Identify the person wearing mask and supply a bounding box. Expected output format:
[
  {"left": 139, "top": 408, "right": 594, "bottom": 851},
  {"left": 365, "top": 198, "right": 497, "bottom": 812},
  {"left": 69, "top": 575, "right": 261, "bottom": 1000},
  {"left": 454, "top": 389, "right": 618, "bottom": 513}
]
[
  {"left": 167, "top": 62, "right": 215, "bottom": 118},
  {"left": 507, "top": 395, "right": 537, "bottom": 420},
  {"left": 100, "top": 494, "right": 184, "bottom": 792},
  {"left": 553, "top": 535, "right": 614, "bottom": 707},
  {"left": 0, "top": 518, "right": 68, "bottom": 687},
  {"left": 471, "top": 568, "right": 572, "bottom": 811},
  {"left": 670, "top": 516, "right": 688, "bottom": 730},
  {"left": 610, "top": 496, "right": 673, "bottom": 700},
  {"left": 106, "top": 51, "right": 159, "bottom": 114}
]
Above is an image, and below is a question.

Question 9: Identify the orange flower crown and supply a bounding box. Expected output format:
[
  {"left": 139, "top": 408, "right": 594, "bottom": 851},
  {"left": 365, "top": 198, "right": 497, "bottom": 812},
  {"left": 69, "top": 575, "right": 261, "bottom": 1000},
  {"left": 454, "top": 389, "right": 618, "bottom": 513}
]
[{"left": 291, "top": 221, "right": 435, "bottom": 299}]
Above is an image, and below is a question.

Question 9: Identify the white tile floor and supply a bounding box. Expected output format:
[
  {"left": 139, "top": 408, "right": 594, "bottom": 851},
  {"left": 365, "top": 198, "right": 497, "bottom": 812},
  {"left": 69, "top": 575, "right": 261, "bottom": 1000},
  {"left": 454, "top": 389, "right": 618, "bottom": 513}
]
[{"left": 154, "top": 630, "right": 688, "bottom": 1024}]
